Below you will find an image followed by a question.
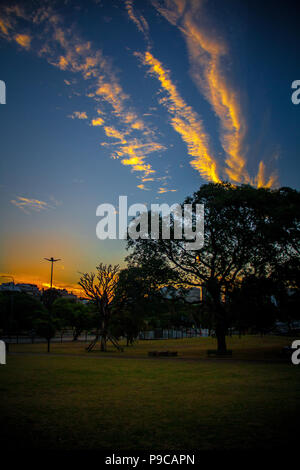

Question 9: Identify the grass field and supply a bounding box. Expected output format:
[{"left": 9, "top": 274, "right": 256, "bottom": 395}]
[
  {"left": 7, "top": 333, "right": 297, "bottom": 360},
  {"left": 1, "top": 336, "right": 300, "bottom": 451}
]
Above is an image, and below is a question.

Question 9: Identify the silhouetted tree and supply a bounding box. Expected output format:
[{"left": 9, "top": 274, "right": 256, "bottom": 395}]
[
  {"left": 34, "top": 315, "right": 60, "bottom": 353},
  {"left": 0, "top": 291, "right": 45, "bottom": 333},
  {"left": 52, "top": 298, "right": 94, "bottom": 340},
  {"left": 127, "top": 183, "right": 300, "bottom": 353},
  {"left": 79, "top": 263, "right": 120, "bottom": 351},
  {"left": 41, "top": 288, "right": 62, "bottom": 313},
  {"left": 228, "top": 276, "right": 278, "bottom": 335}
]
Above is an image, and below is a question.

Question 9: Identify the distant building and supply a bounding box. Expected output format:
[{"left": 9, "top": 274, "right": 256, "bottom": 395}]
[
  {"left": 57, "top": 289, "right": 78, "bottom": 301},
  {"left": 16, "top": 283, "right": 40, "bottom": 297},
  {"left": 0, "top": 282, "right": 41, "bottom": 296},
  {"left": 0, "top": 282, "right": 21, "bottom": 293}
]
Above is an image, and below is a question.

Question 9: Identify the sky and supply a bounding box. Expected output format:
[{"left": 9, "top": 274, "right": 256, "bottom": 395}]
[{"left": 0, "top": 0, "right": 299, "bottom": 294}]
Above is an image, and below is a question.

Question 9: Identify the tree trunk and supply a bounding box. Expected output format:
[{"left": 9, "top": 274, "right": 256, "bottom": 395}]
[
  {"left": 73, "top": 329, "right": 81, "bottom": 341},
  {"left": 47, "top": 339, "right": 50, "bottom": 353},
  {"left": 207, "top": 280, "right": 227, "bottom": 353},
  {"left": 215, "top": 326, "right": 227, "bottom": 353},
  {"left": 100, "top": 318, "right": 107, "bottom": 351},
  {"left": 100, "top": 333, "right": 107, "bottom": 351}
]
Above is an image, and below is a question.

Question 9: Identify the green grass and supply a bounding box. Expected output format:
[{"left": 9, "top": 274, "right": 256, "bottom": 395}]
[
  {"left": 9, "top": 334, "right": 297, "bottom": 361},
  {"left": 1, "top": 336, "right": 300, "bottom": 450}
]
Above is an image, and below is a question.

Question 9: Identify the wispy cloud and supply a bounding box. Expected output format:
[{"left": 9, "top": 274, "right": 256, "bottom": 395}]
[
  {"left": 104, "top": 126, "right": 127, "bottom": 143},
  {"left": 157, "top": 187, "right": 177, "bottom": 194},
  {"left": 11, "top": 196, "right": 59, "bottom": 214},
  {"left": 139, "top": 51, "right": 220, "bottom": 183},
  {"left": 152, "top": 0, "right": 248, "bottom": 183},
  {"left": 14, "top": 32, "right": 31, "bottom": 49},
  {"left": 0, "top": 3, "right": 168, "bottom": 186},
  {"left": 255, "top": 161, "right": 278, "bottom": 188},
  {"left": 152, "top": 0, "right": 277, "bottom": 187},
  {"left": 125, "top": 0, "right": 149, "bottom": 39},
  {"left": 69, "top": 111, "right": 88, "bottom": 120}
]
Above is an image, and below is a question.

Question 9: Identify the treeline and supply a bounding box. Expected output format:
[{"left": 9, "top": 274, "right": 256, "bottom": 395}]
[
  {"left": 0, "top": 283, "right": 204, "bottom": 351},
  {"left": 1, "top": 183, "right": 299, "bottom": 353}
]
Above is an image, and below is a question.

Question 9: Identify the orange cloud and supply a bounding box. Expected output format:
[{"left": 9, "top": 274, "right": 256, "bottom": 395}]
[
  {"left": 131, "top": 120, "right": 144, "bottom": 130},
  {"left": 15, "top": 33, "right": 31, "bottom": 49},
  {"left": 11, "top": 197, "right": 55, "bottom": 214},
  {"left": 69, "top": 111, "right": 88, "bottom": 120},
  {"left": 255, "top": 161, "right": 278, "bottom": 189},
  {"left": 142, "top": 51, "right": 220, "bottom": 183},
  {"left": 57, "top": 55, "right": 68, "bottom": 70},
  {"left": 91, "top": 116, "right": 104, "bottom": 126},
  {"left": 125, "top": 0, "right": 149, "bottom": 38},
  {"left": 0, "top": 17, "right": 10, "bottom": 35},
  {"left": 153, "top": 0, "right": 276, "bottom": 187},
  {"left": 181, "top": 14, "right": 248, "bottom": 184},
  {"left": 95, "top": 82, "right": 128, "bottom": 116},
  {"left": 121, "top": 154, "right": 154, "bottom": 175},
  {"left": 157, "top": 187, "right": 177, "bottom": 194},
  {"left": 104, "top": 126, "right": 127, "bottom": 143}
]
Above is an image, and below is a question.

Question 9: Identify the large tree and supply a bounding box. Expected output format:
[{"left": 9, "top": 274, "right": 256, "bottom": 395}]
[
  {"left": 127, "top": 183, "right": 300, "bottom": 353},
  {"left": 111, "top": 263, "right": 173, "bottom": 345},
  {"left": 52, "top": 298, "right": 95, "bottom": 341},
  {"left": 0, "top": 291, "right": 46, "bottom": 334},
  {"left": 79, "top": 263, "right": 120, "bottom": 351}
]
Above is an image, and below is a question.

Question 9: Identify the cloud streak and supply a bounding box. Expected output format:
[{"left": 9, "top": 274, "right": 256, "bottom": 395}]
[
  {"left": 125, "top": 0, "right": 149, "bottom": 39},
  {"left": 152, "top": 0, "right": 277, "bottom": 187},
  {"left": 0, "top": 3, "right": 168, "bottom": 187},
  {"left": 11, "top": 196, "right": 58, "bottom": 214},
  {"left": 140, "top": 51, "right": 220, "bottom": 183}
]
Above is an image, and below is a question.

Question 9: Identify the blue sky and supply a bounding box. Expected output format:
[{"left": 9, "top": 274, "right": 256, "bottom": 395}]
[{"left": 0, "top": 0, "right": 299, "bottom": 292}]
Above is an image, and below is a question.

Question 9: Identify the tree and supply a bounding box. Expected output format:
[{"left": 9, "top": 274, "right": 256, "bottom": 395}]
[
  {"left": 52, "top": 298, "right": 94, "bottom": 340},
  {"left": 271, "top": 257, "right": 300, "bottom": 332},
  {"left": 41, "top": 288, "right": 62, "bottom": 313},
  {"left": 111, "top": 265, "right": 169, "bottom": 345},
  {"left": 228, "top": 276, "right": 278, "bottom": 335},
  {"left": 0, "top": 291, "right": 46, "bottom": 334},
  {"left": 127, "top": 183, "right": 300, "bottom": 353},
  {"left": 34, "top": 316, "right": 59, "bottom": 353},
  {"left": 79, "top": 263, "right": 120, "bottom": 351}
]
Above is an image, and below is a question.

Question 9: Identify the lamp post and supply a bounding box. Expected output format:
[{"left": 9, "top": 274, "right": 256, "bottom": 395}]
[{"left": 44, "top": 258, "right": 61, "bottom": 288}]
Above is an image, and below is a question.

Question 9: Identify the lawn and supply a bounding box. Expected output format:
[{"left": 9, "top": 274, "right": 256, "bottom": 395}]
[
  {"left": 1, "top": 336, "right": 300, "bottom": 451},
  {"left": 8, "top": 333, "right": 297, "bottom": 360}
]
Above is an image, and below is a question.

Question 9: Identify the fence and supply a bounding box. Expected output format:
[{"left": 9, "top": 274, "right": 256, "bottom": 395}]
[{"left": 1, "top": 328, "right": 209, "bottom": 344}]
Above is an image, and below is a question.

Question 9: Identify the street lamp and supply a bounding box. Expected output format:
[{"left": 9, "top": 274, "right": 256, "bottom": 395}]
[{"left": 44, "top": 257, "right": 61, "bottom": 288}]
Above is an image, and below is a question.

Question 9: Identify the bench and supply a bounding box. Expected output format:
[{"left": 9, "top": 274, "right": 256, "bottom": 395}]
[
  {"left": 207, "top": 349, "right": 232, "bottom": 357},
  {"left": 148, "top": 351, "right": 178, "bottom": 357}
]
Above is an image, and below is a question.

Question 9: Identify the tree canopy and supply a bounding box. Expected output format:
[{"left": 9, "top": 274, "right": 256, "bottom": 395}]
[{"left": 127, "top": 183, "right": 300, "bottom": 351}]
